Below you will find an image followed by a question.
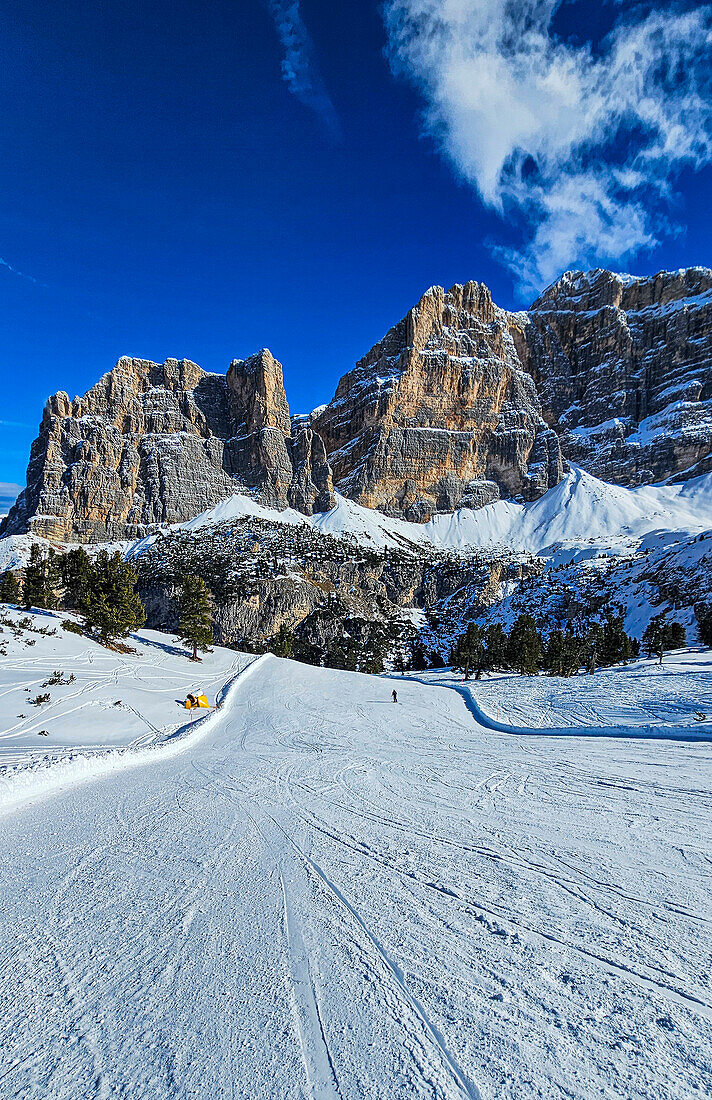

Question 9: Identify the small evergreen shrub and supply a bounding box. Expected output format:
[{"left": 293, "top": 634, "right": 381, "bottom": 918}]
[{"left": 62, "top": 619, "right": 84, "bottom": 635}]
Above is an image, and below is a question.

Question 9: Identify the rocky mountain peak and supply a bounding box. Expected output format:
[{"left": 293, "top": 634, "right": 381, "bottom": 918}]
[
  {"left": 533, "top": 266, "right": 712, "bottom": 312},
  {"left": 227, "top": 349, "right": 292, "bottom": 435},
  {"left": 3, "top": 265, "right": 711, "bottom": 542},
  {"left": 1, "top": 352, "right": 335, "bottom": 543},
  {"left": 529, "top": 266, "right": 712, "bottom": 484},
  {"left": 312, "top": 279, "right": 561, "bottom": 520}
]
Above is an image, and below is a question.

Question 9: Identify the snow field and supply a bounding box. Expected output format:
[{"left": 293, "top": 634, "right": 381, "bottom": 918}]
[
  {"left": 1, "top": 653, "right": 710, "bottom": 1098},
  {"left": 407, "top": 651, "right": 712, "bottom": 736},
  {"left": 0, "top": 609, "right": 253, "bottom": 806}
]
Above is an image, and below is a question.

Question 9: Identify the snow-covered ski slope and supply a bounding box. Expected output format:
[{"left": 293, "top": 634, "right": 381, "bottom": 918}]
[
  {"left": 0, "top": 609, "right": 249, "bottom": 780},
  {"left": 1, "top": 653, "right": 711, "bottom": 1098},
  {"left": 171, "top": 465, "right": 712, "bottom": 555}
]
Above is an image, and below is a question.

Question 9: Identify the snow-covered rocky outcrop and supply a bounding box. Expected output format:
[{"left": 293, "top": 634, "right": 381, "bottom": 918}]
[
  {"left": 530, "top": 267, "right": 712, "bottom": 485},
  {"left": 119, "top": 467, "right": 712, "bottom": 661}
]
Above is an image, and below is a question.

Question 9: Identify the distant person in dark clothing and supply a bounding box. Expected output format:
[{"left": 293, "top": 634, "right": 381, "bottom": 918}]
[{"left": 392, "top": 689, "right": 398, "bottom": 703}]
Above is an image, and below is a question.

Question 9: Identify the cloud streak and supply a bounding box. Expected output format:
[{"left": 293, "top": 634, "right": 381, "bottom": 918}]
[
  {"left": 383, "top": 1, "right": 712, "bottom": 294},
  {"left": 265, "top": 0, "right": 342, "bottom": 140},
  {"left": 0, "top": 257, "right": 45, "bottom": 286},
  {"left": 0, "top": 482, "right": 22, "bottom": 513}
]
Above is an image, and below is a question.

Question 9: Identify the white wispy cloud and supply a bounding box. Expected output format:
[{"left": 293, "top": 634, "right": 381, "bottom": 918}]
[
  {"left": 0, "top": 257, "right": 44, "bottom": 286},
  {"left": 0, "top": 482, "right": 22, "bottom": 511},
  {"left": 265, "top": 0, "right": 342, "bottom": 140},
  {"left": 383, "top": 1, "right": 712, "bottom": 294}
]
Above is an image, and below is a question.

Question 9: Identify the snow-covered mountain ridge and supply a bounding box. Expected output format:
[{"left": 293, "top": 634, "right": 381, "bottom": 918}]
[
  {"left": 158, "top": 464, "right": 712, "bottom": 558},
  {"left": 113, "top": 464, "right": 711, "bottom": 667},
  {"left": 4, "top": 463, "right": 709, "bottom": 571}
]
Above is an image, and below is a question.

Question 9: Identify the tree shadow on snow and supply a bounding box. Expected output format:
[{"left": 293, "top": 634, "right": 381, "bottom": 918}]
[{"left": 134, "top": 635, "right": 189, "bottom": 659}]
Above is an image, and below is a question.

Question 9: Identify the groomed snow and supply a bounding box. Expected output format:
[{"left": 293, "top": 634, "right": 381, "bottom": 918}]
[{"left": 1, "top": 647, "right": 711, "bottom": 1097}]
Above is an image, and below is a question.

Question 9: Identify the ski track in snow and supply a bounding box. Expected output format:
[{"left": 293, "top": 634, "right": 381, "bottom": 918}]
[{"left": 0, "top": 653, "right": 711, "bottom": 1098}]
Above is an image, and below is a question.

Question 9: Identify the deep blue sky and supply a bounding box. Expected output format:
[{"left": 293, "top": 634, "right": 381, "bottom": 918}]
[{"left": 1, "top": 0, "right": 711, "bottom": 496}]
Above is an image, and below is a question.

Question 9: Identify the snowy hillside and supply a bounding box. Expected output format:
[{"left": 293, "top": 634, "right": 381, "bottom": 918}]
[
  {"left": 0, "top": 532, "right": 53, "bottom": 573},
  {"left": 122, "top": 468, "right": 712, "bottom": 661},
  {"left": 418, "top": 525, "right": 711, "bottom": 656},
  {"left": 1, "top": 651, "right": 710, "bottom": 1098},
  {"left": 163, "top": 465, "right": 712, "bottom": 557},
  {"left": 0, "top": 608, "right": 250, "bottom": 791}
]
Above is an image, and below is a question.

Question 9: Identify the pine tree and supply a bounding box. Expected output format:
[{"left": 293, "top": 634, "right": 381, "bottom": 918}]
[
  {"left": 642, "top": 617, "right": 659, "bottom": 659},
  {"left": 452, "top": 623, "right": 485, "bottom": 679},
  {"left": 545, "top": 628, "right": 566, "bottom": 676},
  {"left": 361, "top": 645, "right": 385, "bottom": 675},
  {"left": 601, "top": 612, "right": 622, "bottom": 665},
  {"left": 273, "top": 623, "right": 294, "bottom": 659},
  {"left": 642, "top": 613, "right": 684, "bottom": 663},
  {"left": 697, "top": 607, "right": 712, "bottom": 648},
  {"left": 177, "top": 574, "right": 213, "bottom": 660},
  {"left": 484, "top": 623, "right": 509, "bottom": 670},
  {"left": 560, "top": 628, "right": 582, "bottom": 677},
  {"left": 45, "top": 551, "right": 60, "bottom": 610},
  {"left": 586, "top": 623, "right": 604, "bottom": 673},
  {"left": 410, "top": 646, "right": 428, "bottom": 671},
  {"left": 22, "top": 544, "right": 55, "bottom": 610},
  {"left": 467, "top": 623, "right": 485, "bottom": 678},
  {"left": 83, "top": 551, "right": 146, "bottom": 644},
  {"left": 508, "top": 614, "right": 542, "bottom": 675},
  {"left": 61, "top": 547, "right": 93, "bottom": 611},
  {"left": 620, "top": 631, "right": 632, "bottom": 663},
  {"left": 0, "top": 570, "right": 21, "bottom": 604}
]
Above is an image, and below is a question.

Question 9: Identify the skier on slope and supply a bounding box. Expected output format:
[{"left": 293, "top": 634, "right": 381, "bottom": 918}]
[{"left": 392, "top": 689, "right": 398, "bottom": 704}]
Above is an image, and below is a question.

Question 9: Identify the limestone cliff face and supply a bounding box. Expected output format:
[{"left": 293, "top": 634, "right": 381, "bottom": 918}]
[
  {"left": 528, "top": 268, "right": 712, "bottom": 484},
  {"left": 2, "top": 351, "right": 334, "bottom": 542},
  {"left": 4, "top": 265, "right": 711, "bottom": 542},
  {"left": 287, "top": 427, "right": 334, "bottom": 515},
  {"left": 224, "top": 349, "right": 295, "bottom": 509},
  {"left": 312, "top": 282, "right": 563, "bottom": 520},
  {"left": 310, "top": 267, "right": 712, "bottom": 517}
]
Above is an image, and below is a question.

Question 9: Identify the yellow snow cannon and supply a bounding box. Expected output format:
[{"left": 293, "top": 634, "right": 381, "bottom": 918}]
[{"left": 184, "top": 693, "right": 210, "bottom": 710}]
